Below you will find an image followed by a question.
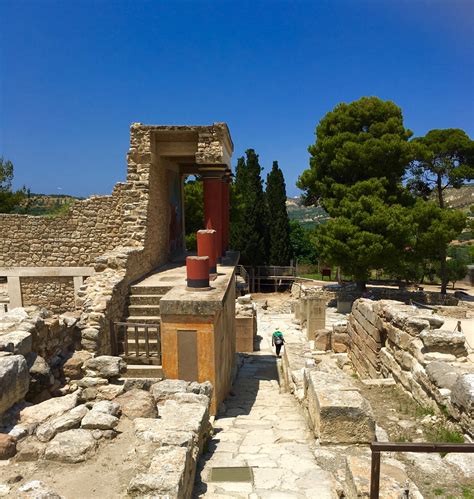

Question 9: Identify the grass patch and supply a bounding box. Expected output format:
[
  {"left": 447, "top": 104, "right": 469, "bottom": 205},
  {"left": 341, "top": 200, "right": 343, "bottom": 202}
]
[
  {"left": 415, "top": 405, "right": 436, "bottom": 418},
  {"left": 433, "top": 488, "right": 445, "bottom": 496},
  {"left": 428, "top": 427, "right": 465, "bottom": 444},
  {"left": 462, "top": 487, "right": 474, "bottom": 499}
]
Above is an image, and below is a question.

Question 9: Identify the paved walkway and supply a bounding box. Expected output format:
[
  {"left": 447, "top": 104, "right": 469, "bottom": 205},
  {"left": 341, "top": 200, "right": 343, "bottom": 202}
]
[{"left": 193, "top": 308, "right": 336, "bottom": 498}]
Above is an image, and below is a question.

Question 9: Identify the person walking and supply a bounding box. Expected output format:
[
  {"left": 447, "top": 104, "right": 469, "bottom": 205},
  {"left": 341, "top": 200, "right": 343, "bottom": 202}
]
[{"left": 272, "top": 329, "right": 285, "bottom": 357}]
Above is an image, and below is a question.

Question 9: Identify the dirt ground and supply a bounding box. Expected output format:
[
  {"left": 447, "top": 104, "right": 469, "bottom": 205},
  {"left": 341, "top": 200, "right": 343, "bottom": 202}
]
[{"left": 1, "top": 419, "right": 154, "bottom": 498}]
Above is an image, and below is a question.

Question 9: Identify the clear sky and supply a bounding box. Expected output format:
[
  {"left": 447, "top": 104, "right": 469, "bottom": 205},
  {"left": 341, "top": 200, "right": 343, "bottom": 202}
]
[{"left": 1, "top": 0, "right": 473, "bottom": 198}]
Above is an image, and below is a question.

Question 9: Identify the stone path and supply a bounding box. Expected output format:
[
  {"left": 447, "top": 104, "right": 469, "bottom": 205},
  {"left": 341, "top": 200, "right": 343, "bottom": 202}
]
[{"left": 193, "top": 306, "right": 337, "bottom": 498}]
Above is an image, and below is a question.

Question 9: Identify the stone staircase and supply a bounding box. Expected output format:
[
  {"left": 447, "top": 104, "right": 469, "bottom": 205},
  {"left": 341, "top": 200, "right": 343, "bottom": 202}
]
[{"left": 120, "top": 283, "right": 173, "bottom": 378}]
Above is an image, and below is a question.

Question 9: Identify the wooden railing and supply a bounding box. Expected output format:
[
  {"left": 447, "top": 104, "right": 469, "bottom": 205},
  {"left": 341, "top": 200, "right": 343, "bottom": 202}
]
[
  {"left": 113, "top": 321, "right": 161, "bottom": 365},
  {"left": 370, "top": 442, "right": 474, "bottom": 498}
]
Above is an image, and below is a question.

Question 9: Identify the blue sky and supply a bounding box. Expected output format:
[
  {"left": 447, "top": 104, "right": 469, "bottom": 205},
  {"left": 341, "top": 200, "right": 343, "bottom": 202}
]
[{"left": 1, "top": 0, "right": 473, "bottom": 197}]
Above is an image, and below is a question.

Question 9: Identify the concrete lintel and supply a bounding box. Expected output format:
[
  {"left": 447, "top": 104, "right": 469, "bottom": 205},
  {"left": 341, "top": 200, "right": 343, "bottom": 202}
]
[{"left": 0, "top": 267, "right": 95, "bottom": 277}]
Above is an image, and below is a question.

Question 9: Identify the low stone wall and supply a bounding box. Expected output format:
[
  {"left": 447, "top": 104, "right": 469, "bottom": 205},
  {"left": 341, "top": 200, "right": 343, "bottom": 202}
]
[
  {"left": 349, "top": 299, "right": 474, "bottom": 436},
  {"left": 282, "top": 343, "right": 376, "bottom": 444},
  {"left": 235, "top": 294, "right": 257, "bottom": 353},
  {"left": 0, "top": 307, "right": 80, "bottom": 416}
]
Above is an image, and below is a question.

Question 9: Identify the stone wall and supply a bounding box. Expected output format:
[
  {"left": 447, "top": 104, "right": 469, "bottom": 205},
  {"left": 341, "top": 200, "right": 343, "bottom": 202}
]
[
  {"left": 21, "top": 277, "right": 75, "bottom": 314},
  {"left": 349, "top": 299, "right": 474, "bottom": 436},
  {"left": 0, "top": 307, "right": 80, "bottom": 416}
]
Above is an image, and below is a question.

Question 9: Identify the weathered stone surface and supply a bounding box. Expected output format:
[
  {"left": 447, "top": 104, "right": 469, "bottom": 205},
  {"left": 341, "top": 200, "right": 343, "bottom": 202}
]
[
  {"left": 20, "top": 393, "right": 78, "bottom": 426},
  {"left": 15, "top": 437, "right": 46, "bottom": 461},
  {"left": 345, "top": 454, "right": 422, "bottom": 498},
  {"left": 83, "top": 355, "right": 126, "bottom": 379},
  {"left": 115, "top": 389, "right": 157, "bottom": 419},
  {"left": 134, "top": 418, "right": 194, "bottom": 447},
  {"left": 150, "top": 379, "right": 189, "bottom": 403},
  {"left": 96, "top": 383, "right": 124, "bottom": 400},
  {"left": 63, "top": 350, "right": 92, "bottom": 379},
  {"left": 36, "top": 404, "right": 89, "bottom": 442},
  {"left": 44, "top": 429, "right": 97, "bottom": 463},
  {"left": 91, "top": 400, "right": 120, "bottom": 416},
  {"left": 444, "top": 453, "right": 474, "bottom": 479},
  {"left": 425, "top": 362, "right": 460, "bottom": 390},
  {"left": 451, "top": 373, "right": 474, "bottom": 413},
  {"left": 306, "top": 370, "right": 375, "bottom": 444},
  {"left": 169, "top": 392, "right": 209, "bottom": 406},
  {"left": 18, "top": 480, "right": 61, "bottom": 498},
  {"left": 0, "top": 434, "right": 16, "bottom": 459},
  {"left": 0, "top": 354, "right": 29, "bottom": 415},
  {"left": 0, "top": 331, "right": 32, "bottom": 355},
  {"left": 314, "top": 329, "right": 331, "bottom": 351},
  {"left": 420, "top": 328, "right": 467, "bottom": 356},
  {"left": 128, "top": 446, "right": 190, "bottom": 497},
  {"left": 81, "top": 410, "right": 118, "bottom": 430}
]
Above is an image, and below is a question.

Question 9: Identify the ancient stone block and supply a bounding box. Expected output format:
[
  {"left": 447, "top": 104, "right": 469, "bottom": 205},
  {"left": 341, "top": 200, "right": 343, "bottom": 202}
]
[
  {"left": 451, "top": 374, "right": 474, "bottom": 414},
  {"left": 36, "top": 404, "right": 89, "bottom": 442},
  {"left": 0, "top": 354, "right": 29, "bottom": 415},
  {"left": 44, "top": 429, "right": 97, "bottom": 463},
  {"left": 420, "top": 329, "right": 467, "bottom": 357},
  {"left": 83, "top": 355, "right": 126, "bottom": 379},
  {"left": 0, "top": 331, "right": 32, "bottom": 355},
  {"left": 116, "top": 389, "right": 157, "bottom": 419},
  {"left": 20, "top": 393, "right": 78, "bottom": 426},
  {"left": 0, "top": 434, "right": 16, "bottom": 460}
]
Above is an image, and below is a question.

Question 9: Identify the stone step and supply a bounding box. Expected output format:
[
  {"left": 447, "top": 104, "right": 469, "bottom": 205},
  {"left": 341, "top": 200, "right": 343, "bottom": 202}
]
[
  {"left": 126, "top": 316, "right": 161, "bottom": 325},
  {"left": 130, "top": 285, "right": 172, "bottom": 296},
  {"left": 129, "top": 294, "right": 163, "bottom": 306},
  {"left": 128, "top": 305, "right": 161, "bottom": 317},
  {"left": 123, "top": 364, "right": 163, "bottom": 378}
]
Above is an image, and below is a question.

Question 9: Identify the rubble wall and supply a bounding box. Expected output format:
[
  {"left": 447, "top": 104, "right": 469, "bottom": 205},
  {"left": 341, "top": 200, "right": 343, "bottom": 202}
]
[
  {"left": 349, "top": 299, "right": 473, "bottom": 436},
  {"left": 0, "top": 307, "right": 80, "bottom": 416}
]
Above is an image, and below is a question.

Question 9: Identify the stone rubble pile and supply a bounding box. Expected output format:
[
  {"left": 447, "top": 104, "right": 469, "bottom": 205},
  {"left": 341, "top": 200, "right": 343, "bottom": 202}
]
[
  {"left": 349, "top": 299, "right": 474, "bottom": 436},
  {"left": 1, "top": 373, "right": 212, "bottom": 499},
  {"left": 0, "top": 307, "right": 80, "bottom": 416}
]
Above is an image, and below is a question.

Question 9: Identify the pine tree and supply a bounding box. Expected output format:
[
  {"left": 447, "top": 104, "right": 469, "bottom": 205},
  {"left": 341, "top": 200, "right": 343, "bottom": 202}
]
[
  {"left": 231, "top": 150, "right": 267, "bottom": 266},
  {"left": 266, "top": 161, "right": 291, "bottom": 265}
]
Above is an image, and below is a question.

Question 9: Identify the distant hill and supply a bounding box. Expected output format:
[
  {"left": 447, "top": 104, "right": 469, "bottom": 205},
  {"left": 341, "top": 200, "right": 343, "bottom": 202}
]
[
  {"left": 22, "top": 193, "right": 83, "bottom": 216},
  {"left": 286, "top": 197, "right": 329, "bottom": 228},
  {"left": 442, "top": 185, "right": 474, "bottom": 211}
]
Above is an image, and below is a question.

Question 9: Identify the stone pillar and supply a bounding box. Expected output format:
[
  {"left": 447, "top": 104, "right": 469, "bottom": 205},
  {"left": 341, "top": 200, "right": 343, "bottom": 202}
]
[
  {"left": 306, "top": 296, "right": 326, "bottom": 341},
  {"left": 299, "top": 297, "right": 309, "bottom": 326},
  {"left": 201, "top": 167, "right": 226, "bottom": 260}
]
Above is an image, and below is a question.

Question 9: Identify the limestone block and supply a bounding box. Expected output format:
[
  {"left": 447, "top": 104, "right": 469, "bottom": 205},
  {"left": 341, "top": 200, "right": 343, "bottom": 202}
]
[
  {"left": 36, "top": 404, "right": 89, "bottom": 442},
  {"left": 150, "top": 379, "right": 189, "bottom": 403},
  {"left": 91, "top": 400, "right": 120, "bottom": 416},
  {"left": 444, "top": 453, "right": 474, "bottom": 479},
  {"left": 354, "top": 299, "right": 378, "bottom": 326},
  {"left": 20, "top": 393, "right": 78, "bottom": 426},
  {"left": 0, "top": 354, "right": 29, "bottom": 415},
  {"left": 0, "top": 331, "right": 32, "bottom": 355},
  {"left": 83, "top": 355, "right": 127, "bottom": 379},
  {"left": 306, "top": 370, "right": 375, "bottom": 444},
  {"left": 134, "top": 418, "right": 194, "bottom": 446},
  {"left": 314, "top": 329, "right": 331, "bottom": 350},
  {"left": 127, "top": 446, "right": 191, "bottom": 498},
  {"left": 116, "top": 389, "right": 157, "bottom": 419},
  {"left": 384, "top": 322, "right": 412, "bottom": 350},
  {"left": 44, "top": 429, "right": 97, "bottom": 463},
  {"left": 451, "top": 373, "right": 474, "bottom": 414},
  {"left": 81, "top": 411, "right": 119, "bottom": 430},
  {"left": 352, "top": 307, "right": 382, "bottom": 342},
  {"left": 426, "top": 362, "right": 460, "bottom": 390},
  {"left": 345, "top": 454, "right": 423, "bottom": 499},
  {"left": 63, "top": 350, "right": 93, "bottom": 379},
  {"left": 420, "top": 329, "right": 467, "bottom": 357}
]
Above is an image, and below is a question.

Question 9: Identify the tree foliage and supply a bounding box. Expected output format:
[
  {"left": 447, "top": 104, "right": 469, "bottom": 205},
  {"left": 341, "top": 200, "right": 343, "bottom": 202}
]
[
  {"left": 265, "top": 161, "right": 291, "bottom": 265},
  {"left": 0, "top": 157, "right": 28, "bottom": 213},
  {"left": 289, "top": 220, "right": 317, "bottom": 264},
  {"left": 408, "top": 129, "right": 474, "bottom": 208},
  {"left": 297, "top": 96, "right": 414, "bottom": 207},
  {"left": 230, "top": 150, "right": 267, "bottom": 266}
]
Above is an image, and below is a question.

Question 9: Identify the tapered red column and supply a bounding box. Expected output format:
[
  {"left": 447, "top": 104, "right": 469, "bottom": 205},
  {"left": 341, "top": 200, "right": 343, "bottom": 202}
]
[
  {"left": 201, "top": 167, "right": 226, "bottom": 261},
  {"left": 221, "top": 171, "right": 231, "bottom": 254}
]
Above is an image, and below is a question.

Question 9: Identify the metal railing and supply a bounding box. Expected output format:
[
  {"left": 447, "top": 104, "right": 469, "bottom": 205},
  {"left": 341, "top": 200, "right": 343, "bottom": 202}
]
[
  {"left": 113, "top": 321, "right": 161, "bottom": 364},
  {"left": 370, "top": 442, "right": 474, "bottom": 498}
]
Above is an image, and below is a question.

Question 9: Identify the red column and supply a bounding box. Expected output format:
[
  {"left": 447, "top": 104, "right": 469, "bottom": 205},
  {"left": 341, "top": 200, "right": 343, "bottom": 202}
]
[
  {"left": 186, "top": 256, "right": 210, "bottom": 289},
  {"left": 221, "top": 174, "right": 230, "bottom": 254},
  {"left": 197, "top": 229, "right": 217, "bottom": 274},
  {"left": 202, "top": 170, "right": 224, "bottom": 261}
]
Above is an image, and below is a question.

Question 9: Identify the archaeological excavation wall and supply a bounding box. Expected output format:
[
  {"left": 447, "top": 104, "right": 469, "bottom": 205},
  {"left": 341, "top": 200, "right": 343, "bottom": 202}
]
[{"left": 348, "top": 298, "right": 474, "bottom": 436}]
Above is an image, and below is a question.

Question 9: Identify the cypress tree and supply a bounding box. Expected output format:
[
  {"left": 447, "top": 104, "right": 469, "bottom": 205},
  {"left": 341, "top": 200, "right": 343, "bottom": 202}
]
[
  {"left": 266, "top": 161, "right": 292, "bottom": 265},
  {"left": 231, "top": 149, "right": 267, "bottom": 266}
]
